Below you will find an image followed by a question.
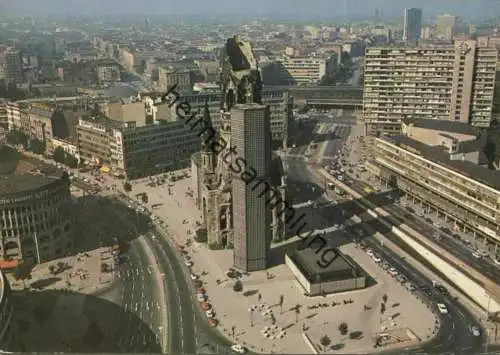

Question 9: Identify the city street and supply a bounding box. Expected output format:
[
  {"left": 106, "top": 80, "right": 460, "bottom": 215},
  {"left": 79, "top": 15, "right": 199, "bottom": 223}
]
[
  {"left": 337, "top": 128, "right": 500, "bottom": 292},
  {"left": 286, "top": 158, "right": 485, "bottom": 353}
]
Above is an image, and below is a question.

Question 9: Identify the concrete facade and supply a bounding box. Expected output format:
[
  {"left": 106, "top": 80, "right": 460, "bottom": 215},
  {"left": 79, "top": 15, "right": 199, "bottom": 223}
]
[
  {"left": 363, "top": 40, "right": 498, "bottom": 135},
  {"left": 231, "top": 104, "right": 272, "bottom": 271},
  {"left": 285, "top": 249, "right": 366, "bottom": 296},
  {"left": 0, "top": 170, "right": 73, "bottom": 264},
  {"left": 368, "top": 132, "right": 500, "bottom": 257}
]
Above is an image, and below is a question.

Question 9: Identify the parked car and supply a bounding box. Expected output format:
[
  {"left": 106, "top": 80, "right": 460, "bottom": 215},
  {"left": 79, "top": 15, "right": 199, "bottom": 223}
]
[
  {"left": 437, "top": 303, "right": 449, "bottom": 314},
  {"left": 468, "top": 324, "right": 481, "bottom": 337},
  {"left": 388, "top": 267, "right": 398, "bottom": 276},
  {"left": 472, "top": 251, "right": 482, "bottom": 259},
  {"left": 231, "top": 344, "right": 247, "bottom": 354}
]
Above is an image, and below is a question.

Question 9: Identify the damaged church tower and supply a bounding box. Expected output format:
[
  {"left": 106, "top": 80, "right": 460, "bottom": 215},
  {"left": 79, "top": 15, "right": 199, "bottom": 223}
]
[{"left": 191, "top": 35, "right": 287, "bottom": 271}]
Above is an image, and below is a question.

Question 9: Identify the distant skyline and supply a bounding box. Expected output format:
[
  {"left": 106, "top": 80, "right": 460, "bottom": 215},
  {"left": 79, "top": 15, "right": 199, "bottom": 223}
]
[{"left": 1, "top": 0, "right": 498, "bottom": 21}]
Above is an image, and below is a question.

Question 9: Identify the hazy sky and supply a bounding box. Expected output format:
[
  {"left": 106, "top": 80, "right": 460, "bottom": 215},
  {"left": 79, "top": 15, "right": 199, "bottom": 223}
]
[{"left": 1, "top": 0, "right": 498, "bottom": 20}]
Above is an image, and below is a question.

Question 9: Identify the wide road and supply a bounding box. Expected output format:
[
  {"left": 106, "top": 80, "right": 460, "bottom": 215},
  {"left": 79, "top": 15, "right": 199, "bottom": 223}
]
[
  {"left": 116, "top": 196, "right": 235, "bottom": 354},
  {"left": 98, "top": 198, "right": 165, "bottom": 352},
  {"left": 322, "top": 123, "right": 351, "bottom": 158},
  {"left": 348, "top": 180, "right": 500, "bottom": 288},
  {"left": 287, "top": 159, "right": 485, "bottom": 353}
]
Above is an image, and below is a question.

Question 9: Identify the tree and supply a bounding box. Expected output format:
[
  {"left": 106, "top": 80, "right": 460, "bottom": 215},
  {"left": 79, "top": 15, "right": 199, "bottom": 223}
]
[
  {"left": 13, "top": 262, "right": 31, "bottom": 288},
  {"left": 279, "top": 294, "right": 284, "bottom": 314},
  {"left": 53, "top": 146, "right": 66, "bottom": 164},
  {"left": 294, "top": 304, "right": 301, "bottom": 323},
  {"left": 338, "top": 322, "right": 348, "bottom": 336},
  {"left": 64, "top": 155, "right": 78, "bottom": 168},
  {"left": 29, "top": 138, "right": 45, "bottom": 154},
  {"left": 320, "top": 335, "right": 331, "bottom": 351},
  {"left": 233, "top": 280, "right": 243, "bottom": 292},
  {"left": 123, "top": 182, "right": 132, "bottom": 193},
  {"left": 5, "top": 130, "right": 28, "bottom": 146}
]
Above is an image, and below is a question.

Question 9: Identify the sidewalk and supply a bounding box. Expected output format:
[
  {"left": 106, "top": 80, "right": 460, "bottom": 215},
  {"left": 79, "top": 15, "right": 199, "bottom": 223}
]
[
  {"left": 8, "top": 247, "right": 115, "bottom": 295},
  {"left": 131, "top": 172, "right": 436, "bottom": 354}
]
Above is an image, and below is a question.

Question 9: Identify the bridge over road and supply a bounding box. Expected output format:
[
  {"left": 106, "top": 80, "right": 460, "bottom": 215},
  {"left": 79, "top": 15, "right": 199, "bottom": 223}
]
[
  {"left": 305, "top": 98, "right": 363, "bottom": 109},
  {"left": 265, "top": 85, "right": 363, "bottom": 106}
]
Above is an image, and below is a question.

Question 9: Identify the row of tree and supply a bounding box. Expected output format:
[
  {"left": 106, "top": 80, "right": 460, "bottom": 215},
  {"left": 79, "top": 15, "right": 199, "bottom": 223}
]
[{"left": 6, "top": 129, "right": 45, "bottom": 154}]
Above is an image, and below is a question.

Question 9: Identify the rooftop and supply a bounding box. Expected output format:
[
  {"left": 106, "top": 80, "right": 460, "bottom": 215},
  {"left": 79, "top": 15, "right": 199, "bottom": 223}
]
[
  {"left": 0, "top": 145, "right": 64, "bottom": 195},
  {"left": 381, "top": 135, "right": 500, "bottom": 191},
  {"left": 289, "top": 246, "right": 365, "bottom": 283},
  {"left": 402, "top": 118, "right": 479, "bottom": 136}
]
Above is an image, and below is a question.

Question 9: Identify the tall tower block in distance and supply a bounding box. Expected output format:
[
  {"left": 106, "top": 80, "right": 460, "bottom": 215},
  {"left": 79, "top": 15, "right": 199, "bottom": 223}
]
[
  {"left": 231, "top": 103, "right": 272, "bottom": 272},
  {"left": 403, "top": 8, "right": 422, "bottom": 45}
]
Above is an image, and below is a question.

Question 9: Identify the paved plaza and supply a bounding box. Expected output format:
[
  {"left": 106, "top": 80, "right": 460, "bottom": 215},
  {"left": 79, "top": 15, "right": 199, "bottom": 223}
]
[
  {"left": 8, "top": 245, "right": 115, "bottom": 295},
  {"left": 131, "top": 172, "right": 437, "bottom": 353}
]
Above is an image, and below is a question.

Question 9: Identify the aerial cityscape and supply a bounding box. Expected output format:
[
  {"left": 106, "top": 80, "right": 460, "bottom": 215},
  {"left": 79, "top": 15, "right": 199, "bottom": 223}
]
[{"left": 1, "top": 0, "right": 500, "bottom": 354}]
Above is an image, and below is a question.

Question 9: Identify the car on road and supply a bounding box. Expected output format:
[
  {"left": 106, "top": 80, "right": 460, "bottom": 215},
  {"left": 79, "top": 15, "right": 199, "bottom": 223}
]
[
  {"left": 478, "top": 249, "right": 489, "bottom": 257},
  {"left": 231, "top": 344, "right": 247, "bottom": 353},
  {"left": 435, "top": 285, "right": 449, "bottom": 295},
  {"left": 405, "top": 283, "right": 416, "bottom": 292},
  {"left": 468, "top": 324, "right": 481, "bottom": 336},
  {"left": 185, "top": 260, "right": 193, "bottom": 267},
  {"left": 471, "top": 251, "right": 482, "bottom": 259},
  {"left": 420, "top": 286, "right": 432, "bottom": 297},
  {"left": 396, "top": 274, "right": 407, "bottom": 284},
  {"left": 437, "top": 303, "right": 449, "bottom": 314}
]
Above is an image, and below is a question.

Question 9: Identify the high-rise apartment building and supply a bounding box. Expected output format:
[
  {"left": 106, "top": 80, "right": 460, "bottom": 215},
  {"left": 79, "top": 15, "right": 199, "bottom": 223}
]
[
  {"left": 278, "top": 57, "right": 328, "bottom": 85},
  {"left": 4, "top": 48, "right": 22, "bottom": 85},
  {"left": 363, "top": 40, "right": 498, "bottom": 135},
  {"left": 231, "top": 104, "right": 272, "bottom": 272},
  {"left": 403, "top": 8, "right": 422, "bottom": 44},
  {"left": 435, "top": 14, "right": 457, "bottom": 42}
]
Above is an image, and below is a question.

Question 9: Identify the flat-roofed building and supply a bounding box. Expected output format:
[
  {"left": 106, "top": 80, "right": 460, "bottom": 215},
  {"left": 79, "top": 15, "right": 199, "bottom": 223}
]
[
  {"left": 363, "top": 40, "right": 498, "bottom": 135},
  {"left": 110, "top": 118, "right": 200, "bottom": 179},
  {"left": 277, "top": 57, "right": 328, "bottom": 85},
  {"left": 76, "top": 119, "right": 114, "bottom": 166},
  {"left": 286, "top": 247, "right": 367, "bottom": 296},
  {"left": 158, "top": 67, "right": 192, "bottom": 93},
  {"left": 96, "top": 61, "right": 121, "bottom": 83},
  {"left": 158, "top": 89, "right": 292, "bottom": 147},
  {"left": 367, "top": 121, "right": 500, "bottom": 257}
]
